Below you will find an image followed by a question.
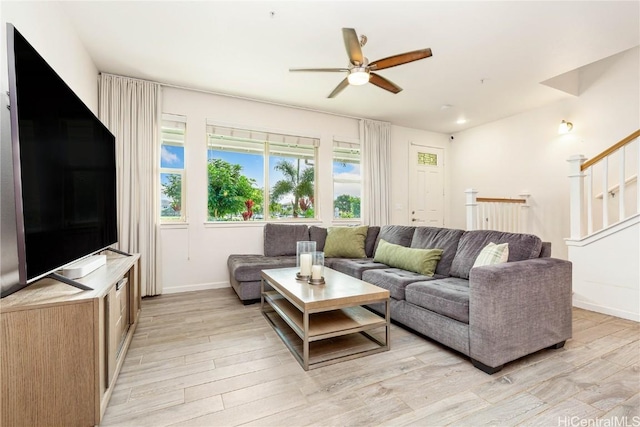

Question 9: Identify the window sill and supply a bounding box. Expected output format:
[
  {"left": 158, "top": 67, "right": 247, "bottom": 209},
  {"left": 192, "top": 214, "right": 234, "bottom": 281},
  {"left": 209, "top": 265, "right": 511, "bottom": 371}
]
[
  {"left": 204, "top": 221, "right": 265, "bottom": 229},
  {"left": 160, "top": 222, "right": 189, "bottom": 229},
  {"left": 331, "top": 219, "right": 363, "bottom": 225},
  {"left": 203, "top": 219, "right": 324, "bottom": 228}
]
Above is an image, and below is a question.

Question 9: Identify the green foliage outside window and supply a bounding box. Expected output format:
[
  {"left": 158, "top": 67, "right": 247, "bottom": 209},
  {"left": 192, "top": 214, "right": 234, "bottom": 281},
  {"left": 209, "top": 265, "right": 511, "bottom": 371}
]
[
  {"left": 207, "top": 158, "right": 263, "bottom": 220},
  {"left": 271, "top": 159, "right": 314, "bottom": 218},
  {"left": 162, "top": 174, "right": 182, "bottom": 217},
  {"left": 334, "top": 194, "right": 361, "bottom": 218}
]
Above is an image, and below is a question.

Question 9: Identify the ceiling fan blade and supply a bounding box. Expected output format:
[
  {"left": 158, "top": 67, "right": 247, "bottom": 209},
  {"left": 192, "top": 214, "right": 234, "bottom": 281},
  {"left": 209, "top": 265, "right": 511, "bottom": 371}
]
[
  {"left": 369, "top": 73, "right": 403, "bottom": 94},
  {"left": 369, "top": 48, "right": 432, "bottom": 71},
  {"left": 342, "top": 28, "right": 364, "bottom": 65},
  {"left": 289, "top": 67, "right": 349, "bottom": 72},
  {"left": 328, "top": 78, "right": 349, "bottom": 98}
]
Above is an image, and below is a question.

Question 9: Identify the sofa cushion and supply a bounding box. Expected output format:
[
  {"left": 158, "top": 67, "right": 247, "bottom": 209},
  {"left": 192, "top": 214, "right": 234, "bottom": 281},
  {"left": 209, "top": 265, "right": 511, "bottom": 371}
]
[
  {"left": 362, "top": 268, "right": 441, "bottom": 301},
  {"left": 228, "top": 254, "right": 297, "bottom": 282},
  {"left": 540, "top": 242, "right": 552, "bottom": 258},
  {"left": 230, "top": 279, "right": 272, "bottom": 301},
  {"left": 450, "top": 230, "right": 543, "bottom": 279},
  {"left": 410, "top": 227, "right": 464, "bottom": 276},
  {"left": 263, "top": 224, "right": 309, "bottom": 257},
  {"left": 373, "top": 239, "right": 443, "bottom": 276},
  {"left": 324, "top": 226, "right": 368, "bottom": 258},
  {"left": 374, "top": 225, "right": 416, "bottom": 252},
  {"left": 327, "top": 258, "right": 387, "bottom": 280},
  {"left": 309, "top": 226, "right": 327, "bottom": 251},
  {"left": 365, "top": 226, "right": 381, "bottom": 258},
  {"left": 405, "top": 278, "right": 470, "bottom": 324}
]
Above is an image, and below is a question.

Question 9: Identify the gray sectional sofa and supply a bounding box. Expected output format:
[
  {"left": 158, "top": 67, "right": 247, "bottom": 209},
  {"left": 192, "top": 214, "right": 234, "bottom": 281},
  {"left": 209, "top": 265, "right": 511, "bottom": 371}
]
[{"left": 227, "top": 223, "right": 572, "bottom": 374}]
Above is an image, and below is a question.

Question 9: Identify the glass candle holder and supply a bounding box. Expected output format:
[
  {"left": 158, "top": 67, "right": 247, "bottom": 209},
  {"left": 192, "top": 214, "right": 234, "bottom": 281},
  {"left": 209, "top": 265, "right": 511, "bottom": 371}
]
[
  {"left": 296, "top": 241, "right": 316, "bottom": 279},
  {"left": 310, "top": 251, "right": 325, "bottom": 283}
]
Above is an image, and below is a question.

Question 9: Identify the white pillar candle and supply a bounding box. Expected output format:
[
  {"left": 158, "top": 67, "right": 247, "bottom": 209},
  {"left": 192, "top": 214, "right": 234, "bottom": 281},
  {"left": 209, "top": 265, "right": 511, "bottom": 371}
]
[
  {"left": 311, "top": 265, "right": 322, "bottom": 280},
  {"left": 300, "top": 253, "right": 312, "bottom": 276}
]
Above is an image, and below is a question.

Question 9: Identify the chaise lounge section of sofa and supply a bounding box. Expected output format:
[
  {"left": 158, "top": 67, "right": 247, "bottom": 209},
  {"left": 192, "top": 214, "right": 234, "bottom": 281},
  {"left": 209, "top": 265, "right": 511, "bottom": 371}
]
[{"left": 227, "top": 223, "right": 572, "bottom": 374}]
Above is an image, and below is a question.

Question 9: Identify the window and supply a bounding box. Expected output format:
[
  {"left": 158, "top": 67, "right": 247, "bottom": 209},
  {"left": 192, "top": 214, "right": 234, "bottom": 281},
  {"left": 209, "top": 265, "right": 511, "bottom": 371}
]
[
  {"left": 417, "top": 151, "right": 438, "bottom": 166},
  {"left": 333, "top": 139, "right": 361, "bottom": 219},
  {"left": 160, "top": 114, "right": 186, "bottom": 222},
  {"left": 206, "top": 123, "right": 318, "bottom": 221}
]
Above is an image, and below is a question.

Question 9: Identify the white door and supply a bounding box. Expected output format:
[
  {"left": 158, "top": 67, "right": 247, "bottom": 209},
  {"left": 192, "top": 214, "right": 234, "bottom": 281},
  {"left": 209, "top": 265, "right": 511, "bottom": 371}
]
[{"left": 409, "top": 145, "right": 444, "bottom": 226}]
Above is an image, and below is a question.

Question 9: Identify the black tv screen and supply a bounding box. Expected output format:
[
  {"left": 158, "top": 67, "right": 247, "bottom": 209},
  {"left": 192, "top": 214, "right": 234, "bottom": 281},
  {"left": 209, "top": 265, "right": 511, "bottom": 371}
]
[{"left": 7, "top": 24, "right": 117, "bottom": 287}]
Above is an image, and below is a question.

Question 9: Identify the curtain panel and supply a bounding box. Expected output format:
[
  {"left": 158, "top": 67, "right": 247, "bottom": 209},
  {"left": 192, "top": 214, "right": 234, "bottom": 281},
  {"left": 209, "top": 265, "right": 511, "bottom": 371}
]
[
  {"left": 360, "top": 119, "right": 391, "bottom": 226},
  {"left": 99, "top": 74, "right": 162, "bottom": 296}
]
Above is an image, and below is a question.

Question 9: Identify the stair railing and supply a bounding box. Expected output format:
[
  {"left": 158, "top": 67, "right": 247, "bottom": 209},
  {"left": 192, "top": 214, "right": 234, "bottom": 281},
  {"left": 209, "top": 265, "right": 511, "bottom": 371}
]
[
  {"left": 567, "top": 129, "right": 640, "bottom": 239},
  {"left": 465, "top": 189, "right": 530, "bottom": 233}
]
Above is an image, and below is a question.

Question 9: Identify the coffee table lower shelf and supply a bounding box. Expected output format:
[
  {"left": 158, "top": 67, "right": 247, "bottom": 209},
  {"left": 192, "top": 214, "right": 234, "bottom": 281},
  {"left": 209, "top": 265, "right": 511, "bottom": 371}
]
[{"left": 262, "top": 291, "right": 389, "bottom": 370}]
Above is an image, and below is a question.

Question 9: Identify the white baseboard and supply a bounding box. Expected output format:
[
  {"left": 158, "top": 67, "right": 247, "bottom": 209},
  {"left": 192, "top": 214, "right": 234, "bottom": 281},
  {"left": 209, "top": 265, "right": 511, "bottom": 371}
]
[
  {"left": 162, "top": 281, "right": 230, "bottom": 294},
  {"left": 572, "top": 299, "right": 640, "bottom": 322}
]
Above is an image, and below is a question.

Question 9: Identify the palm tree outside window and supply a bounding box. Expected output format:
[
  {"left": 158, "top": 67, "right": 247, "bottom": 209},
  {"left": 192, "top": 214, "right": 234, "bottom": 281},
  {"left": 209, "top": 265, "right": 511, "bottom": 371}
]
[{"left": 206, "top": 123, "right": 318, "bottom": 221}]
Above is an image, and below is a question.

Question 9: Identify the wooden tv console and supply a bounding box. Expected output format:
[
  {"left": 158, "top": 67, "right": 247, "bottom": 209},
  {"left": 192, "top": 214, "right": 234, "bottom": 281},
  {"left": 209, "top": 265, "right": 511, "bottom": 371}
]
[{"left": 0, "top": 252, "right": 141, "bottom": 426}]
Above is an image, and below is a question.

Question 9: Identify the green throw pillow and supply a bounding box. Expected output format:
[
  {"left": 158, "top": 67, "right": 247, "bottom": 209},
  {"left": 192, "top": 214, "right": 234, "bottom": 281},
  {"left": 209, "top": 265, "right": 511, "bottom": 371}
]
[
  {"left": 323, "top": 226, "right": 368, "bottom": 258},
  {"left": 473, "top": 242, "right": 509, "bottom": 267},
  {"left": 373, "top": 239, "right": 443, "bottom": 276}
]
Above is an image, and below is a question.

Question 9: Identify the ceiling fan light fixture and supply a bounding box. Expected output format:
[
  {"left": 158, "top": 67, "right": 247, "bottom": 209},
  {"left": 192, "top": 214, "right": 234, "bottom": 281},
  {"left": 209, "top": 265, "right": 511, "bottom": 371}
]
[
  {"left": 289, "top": 28, "right": 432, "bottom": 97},
  {"left": 347, "top": 67, "right": 370, "bottom": 86}
]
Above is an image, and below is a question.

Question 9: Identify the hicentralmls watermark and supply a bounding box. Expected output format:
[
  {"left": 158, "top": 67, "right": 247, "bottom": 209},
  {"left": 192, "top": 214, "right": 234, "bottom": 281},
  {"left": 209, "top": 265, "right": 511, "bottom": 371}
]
[{"left": 558, "top": 416, "right": 640, "bottom": 427}]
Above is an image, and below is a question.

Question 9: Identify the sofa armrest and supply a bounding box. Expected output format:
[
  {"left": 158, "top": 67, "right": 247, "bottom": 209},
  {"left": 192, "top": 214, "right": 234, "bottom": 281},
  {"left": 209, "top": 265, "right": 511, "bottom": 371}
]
[{"left": 468, "top": 257, "right": 572, "bottom": 368}]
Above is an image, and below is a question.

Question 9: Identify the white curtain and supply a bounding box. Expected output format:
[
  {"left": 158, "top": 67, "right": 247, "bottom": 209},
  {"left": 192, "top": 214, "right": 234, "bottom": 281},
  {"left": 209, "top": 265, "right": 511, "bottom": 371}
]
[
  {"left": 360, "top": 119, "right": 391, "bottom": 226},
  {"left": 98, "top": 74, "right": 162, "bottom": 296}
]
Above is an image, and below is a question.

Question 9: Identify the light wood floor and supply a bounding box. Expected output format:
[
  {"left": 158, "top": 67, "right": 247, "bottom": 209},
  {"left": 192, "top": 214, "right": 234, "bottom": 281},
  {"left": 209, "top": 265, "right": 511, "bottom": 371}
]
[{"left": 102, "top": 288, "right": 640, "bottom": 426}]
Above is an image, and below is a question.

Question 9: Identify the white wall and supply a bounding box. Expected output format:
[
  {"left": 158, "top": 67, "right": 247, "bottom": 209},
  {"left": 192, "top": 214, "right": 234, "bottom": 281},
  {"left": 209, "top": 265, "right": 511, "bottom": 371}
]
[
  {"left": 1, "top": 2, "right": 99, "bottom": 112},
  {"left": 568, "top": 217, "right": 639, "bottom": 321},
  {"left": 0, "top": 2, "right": 99, "bottom": 294},
  {"left": 449, "top": 47, "right": 640, "bottom": 260}
]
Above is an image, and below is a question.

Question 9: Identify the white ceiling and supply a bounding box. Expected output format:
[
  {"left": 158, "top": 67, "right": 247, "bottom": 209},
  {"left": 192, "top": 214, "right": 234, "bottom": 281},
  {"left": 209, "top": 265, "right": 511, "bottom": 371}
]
[{"left": 59, "top": 1, "right": 639, "bottom": 134}]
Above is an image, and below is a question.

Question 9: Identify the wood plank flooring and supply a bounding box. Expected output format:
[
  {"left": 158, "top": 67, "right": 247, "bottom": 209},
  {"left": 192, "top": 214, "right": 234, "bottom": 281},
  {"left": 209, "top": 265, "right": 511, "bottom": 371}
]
[{"left": 102, "top": 288, "right": 640, "bottom": 426}]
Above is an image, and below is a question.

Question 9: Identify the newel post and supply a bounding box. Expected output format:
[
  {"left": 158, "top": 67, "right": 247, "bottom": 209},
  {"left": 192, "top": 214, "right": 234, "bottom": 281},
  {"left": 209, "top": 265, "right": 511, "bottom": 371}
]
[
  {"left": 567, "top": 155, "right": 587, "bottom": 239},
  {"left": 465, "top": 188, "right": 478, "bottom": 230},
  {"left": 518, "top": 192, "right": 531, "bottom": 233}
]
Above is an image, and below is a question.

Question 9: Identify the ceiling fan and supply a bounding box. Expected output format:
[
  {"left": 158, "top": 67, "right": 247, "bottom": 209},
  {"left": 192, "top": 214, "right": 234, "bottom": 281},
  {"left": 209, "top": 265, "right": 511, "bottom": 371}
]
[{"left": 289, "top": 28, "right": 433, "bottom": 98}]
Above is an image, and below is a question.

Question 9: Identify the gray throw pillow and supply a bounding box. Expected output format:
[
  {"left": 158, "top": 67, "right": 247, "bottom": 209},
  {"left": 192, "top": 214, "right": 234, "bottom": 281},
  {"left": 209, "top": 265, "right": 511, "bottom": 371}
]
[
  {"left": 263, "top": 223, "right": 309, "bottom": 257},
  {"left": 309, "top": 226, "right": 327, "bottom": 251}
]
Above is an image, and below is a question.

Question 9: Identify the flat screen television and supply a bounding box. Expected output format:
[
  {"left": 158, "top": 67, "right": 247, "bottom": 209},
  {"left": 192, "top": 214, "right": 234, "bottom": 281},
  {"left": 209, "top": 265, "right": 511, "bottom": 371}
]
[{"left": 3, "top": 24, "right": 118, "bottom": 297}]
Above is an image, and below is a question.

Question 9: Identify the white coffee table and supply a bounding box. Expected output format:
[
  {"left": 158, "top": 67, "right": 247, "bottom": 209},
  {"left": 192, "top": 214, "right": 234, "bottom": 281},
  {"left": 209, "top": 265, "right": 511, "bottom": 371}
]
[{"left": 261, "top": 266, "right": 390, "bottom": 370}]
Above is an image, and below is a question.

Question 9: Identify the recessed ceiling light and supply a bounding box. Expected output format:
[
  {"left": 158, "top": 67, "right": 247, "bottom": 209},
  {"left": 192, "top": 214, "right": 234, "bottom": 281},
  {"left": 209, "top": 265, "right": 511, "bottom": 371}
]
[
  {"left": 456, "top": 119, "right": 467, "bottom": 124},
  {"left": 441, "top": 104, "right": 453, "bottom": 110}
]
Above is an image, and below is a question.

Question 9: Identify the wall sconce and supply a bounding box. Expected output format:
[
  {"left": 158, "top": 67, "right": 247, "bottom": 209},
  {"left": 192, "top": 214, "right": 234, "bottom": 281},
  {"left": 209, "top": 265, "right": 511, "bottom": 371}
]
[{"left": 558, "top": 120, "right": 573, "bottom": 134}]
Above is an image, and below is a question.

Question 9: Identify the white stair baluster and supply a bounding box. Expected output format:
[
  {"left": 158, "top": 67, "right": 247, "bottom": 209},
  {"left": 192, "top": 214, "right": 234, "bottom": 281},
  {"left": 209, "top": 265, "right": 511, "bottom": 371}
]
[
  {"left": 587, "top": 168, "right": 593, "bottom": 235},
  {"left": 465, "top": 189, "right": 478, "bottom": 231},
  {"left": 602, "top": 157, "right": 609, "bottom": 228},
  {"left": 619, "top": 146, "right": 626, "bottom": 221},
  {"left": 567, "top": 155, "right": 587, "bottom": 239}
]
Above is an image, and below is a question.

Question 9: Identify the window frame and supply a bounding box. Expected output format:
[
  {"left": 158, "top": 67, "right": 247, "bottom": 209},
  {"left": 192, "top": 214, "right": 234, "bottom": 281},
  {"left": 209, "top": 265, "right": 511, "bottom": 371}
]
[
  {"left": 332, "top": 137, "right": 362, "bottom": 221},
  {"left": 206, "top": 122, "right": 319, "bottom": 223},
  {"left": 160, "top": 114, "right": 187, "bottom": 223}
]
